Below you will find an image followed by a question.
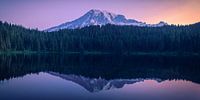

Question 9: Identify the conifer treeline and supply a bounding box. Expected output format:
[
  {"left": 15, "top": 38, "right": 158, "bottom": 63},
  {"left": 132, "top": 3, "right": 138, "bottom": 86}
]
[{"left": 0, "top": 21, "right": 200, "bottom": 53}]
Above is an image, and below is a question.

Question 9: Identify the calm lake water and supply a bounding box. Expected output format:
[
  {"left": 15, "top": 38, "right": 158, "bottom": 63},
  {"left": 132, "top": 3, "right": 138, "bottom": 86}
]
[{"left": 0, "top": 54, "right": 200, "bottom": 100}]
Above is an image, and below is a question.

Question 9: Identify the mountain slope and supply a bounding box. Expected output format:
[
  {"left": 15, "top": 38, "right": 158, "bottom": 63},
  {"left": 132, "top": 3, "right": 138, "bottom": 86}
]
[{"left": 46, "top": 9, "right": 168, "bottom": 32}]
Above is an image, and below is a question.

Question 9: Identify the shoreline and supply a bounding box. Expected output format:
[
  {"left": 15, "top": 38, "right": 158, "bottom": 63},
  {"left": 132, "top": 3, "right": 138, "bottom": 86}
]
[{"left": 0, "top": 51, "right": 199, "bottom": 56}]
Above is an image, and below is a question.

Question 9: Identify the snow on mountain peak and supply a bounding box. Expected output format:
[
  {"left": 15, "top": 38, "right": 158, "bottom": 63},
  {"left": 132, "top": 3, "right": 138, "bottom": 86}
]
[
  {"left": 46, "top": 9, "right": 168, "bottom": 32},
  {"left": 88, "top": 9, "right": 118, "bottom": 19}
]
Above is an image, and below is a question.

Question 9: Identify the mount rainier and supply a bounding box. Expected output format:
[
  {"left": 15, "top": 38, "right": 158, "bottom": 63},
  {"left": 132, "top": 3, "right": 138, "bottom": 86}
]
[{"left": 46, "top": 9, "right": 168, "bottom": 32}]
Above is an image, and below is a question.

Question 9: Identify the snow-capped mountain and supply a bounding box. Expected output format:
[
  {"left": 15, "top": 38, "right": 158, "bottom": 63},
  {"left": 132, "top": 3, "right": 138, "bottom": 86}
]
[
  {"left": 49, "top": 72, "right": 162, "bottom": 92},
  {"left": 46, "top": 9, "right": 168, "bottom": 32}
]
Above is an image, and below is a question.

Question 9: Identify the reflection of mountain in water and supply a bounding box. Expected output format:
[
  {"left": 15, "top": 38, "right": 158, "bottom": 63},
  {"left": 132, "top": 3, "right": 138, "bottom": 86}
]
[
  {"left": 49, "top": 72, "right": 159, "bottom": 92},
  {"left": 0, "top": 54, "right": 200, "bottom": 84}
]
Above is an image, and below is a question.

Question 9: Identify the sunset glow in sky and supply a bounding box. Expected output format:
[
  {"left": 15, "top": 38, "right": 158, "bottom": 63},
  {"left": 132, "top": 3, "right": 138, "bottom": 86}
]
[{"left": 0, "top": 0, "right": 199, "bottom": 30}]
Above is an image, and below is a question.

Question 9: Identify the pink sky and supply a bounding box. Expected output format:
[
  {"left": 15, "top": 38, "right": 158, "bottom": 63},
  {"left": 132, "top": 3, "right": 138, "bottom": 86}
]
[{"left": 0, "top": 0, "right": 199, "bottom": 30}]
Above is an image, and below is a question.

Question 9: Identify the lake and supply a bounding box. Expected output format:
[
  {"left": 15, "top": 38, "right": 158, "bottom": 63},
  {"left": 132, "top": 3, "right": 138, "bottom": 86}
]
[{"left": 0, "top": 53, "right": 200, "bottom": 100}]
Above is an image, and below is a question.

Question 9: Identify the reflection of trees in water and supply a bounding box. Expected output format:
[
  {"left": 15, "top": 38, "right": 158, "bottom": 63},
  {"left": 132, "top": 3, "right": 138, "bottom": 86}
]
[{"left": 0, "top": 54, "right": 200, "bottom": 84}]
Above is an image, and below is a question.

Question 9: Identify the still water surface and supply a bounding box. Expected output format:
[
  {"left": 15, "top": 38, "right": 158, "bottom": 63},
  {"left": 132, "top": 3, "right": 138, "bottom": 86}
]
[{"left": 0, "top": 54, "right": 200, "bottom": 100}]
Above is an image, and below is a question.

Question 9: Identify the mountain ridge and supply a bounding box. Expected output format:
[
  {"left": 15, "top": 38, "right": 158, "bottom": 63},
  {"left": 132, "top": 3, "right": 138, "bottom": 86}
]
[{"left": 46, "top": 9, "right": 168, "bottom": 32}]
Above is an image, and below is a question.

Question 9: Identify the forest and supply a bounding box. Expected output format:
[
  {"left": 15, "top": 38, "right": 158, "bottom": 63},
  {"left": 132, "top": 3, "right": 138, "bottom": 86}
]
[{"left": 0, "top": 21, "right": 200, "bottom": 54}]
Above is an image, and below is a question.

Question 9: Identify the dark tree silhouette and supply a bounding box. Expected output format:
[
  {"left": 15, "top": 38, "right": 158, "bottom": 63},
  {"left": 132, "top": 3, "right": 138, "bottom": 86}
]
[{"left": 0, "top": 21, "right": 200, "bottom": 53}]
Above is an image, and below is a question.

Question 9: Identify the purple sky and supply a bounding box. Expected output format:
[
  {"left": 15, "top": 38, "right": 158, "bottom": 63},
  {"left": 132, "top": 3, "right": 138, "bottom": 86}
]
[{"left": 0, "top": 0, "right": 199, "bottom": 30}]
